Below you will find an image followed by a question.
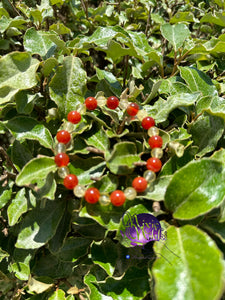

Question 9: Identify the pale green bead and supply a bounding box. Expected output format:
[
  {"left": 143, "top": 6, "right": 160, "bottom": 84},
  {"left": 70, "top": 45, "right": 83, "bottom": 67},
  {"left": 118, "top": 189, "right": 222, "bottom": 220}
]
[
  {"left": 143, "top": 170, "right": 156, "bottom": 183},
  {"left": 58, "top": 166, "right": 69, "bottom": 178},
  {"left": 148, "top": 126, "right": 159, "bottom": 137},
  {"left": 151, "top": 147, "right": 163, "bottom": 159},
  {"left": 64, "top": 122, "right": 74, "bottom": 132},
  {"left": 137, "top": 109, "right": 148, "bottom": 121},
  {"left": 124, "top": 187, "right": 137, "bottom": 200},
  {"left": 119, "top": 100, "right": 129, "bottom": 110},
  {"left": 99, "top": 194, "right": 111, "bottom": 206},
  {"left": 76, "top": 103, "right": 86, "bottom": 114},
  {"left": 97, "top": 96, "right": 107, "bottom": 107},
  {"left": 73, "top": 185, "right": 86, "bottom": 198},
  {"left": 55, "top": 143, "right": 66, "bottom": 154}
]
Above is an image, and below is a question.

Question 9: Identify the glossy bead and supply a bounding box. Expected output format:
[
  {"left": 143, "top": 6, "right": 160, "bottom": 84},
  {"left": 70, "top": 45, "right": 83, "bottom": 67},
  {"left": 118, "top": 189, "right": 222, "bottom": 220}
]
[
  {"left": 107, "top": 96, "right": 119, "bottom": 109},
  {"left": 55, "top": 143, "right": 66, "bottom": 154},
  {"left": 63, "top": 174, "right": 78, "bottom": 189},
  {"left": 137, "top": 109, "right": 148, "bottom": 121},
  {"left": 148, "top": 126, "right": 159, "bottom": 137},
  {"left": 132, "top": 177, "right": 148, "bottom": 193},
  {"left": 55, "top": 153, "right": 69, "bottom": 167},
  {"left": 76, "top": 103, "right": 86, "bottom": 114},
  {"left": 146, "top": 158, "right": 162, "bottom": 172},
  {"left": 56, "top": 130, "right": 71, "bottom": 144},
  {"left": 97, "top": 96, "right": 107, "bottom": 107},
  {"left": 119, "top": 99, "right": 129, "bottom": 110},
  {"left": 58, "top": 166, "right": 69, "bottom": 178},
  {"left": 99, "top": 194, "right": 111, "bottom": 206},
  {"left": 126, "top": 103, "right": 139, "bottom": 116},
  {"left": 143, "top": 170, "right": 156, "bottom": 183},
  {"left": 85, "top": 187, "right": 100, "bottom": 204},
  {"left": 64, "top": 122, "right": 74, "bottom": 132},
  {"left": 73, "top": 184, "right": 86, "bottom": 198},
  {"left": 110, "top": 190, "right": 126, "bottom": 206},
  {"left": 67, "top": 111, "right": 81, "bottom": 124},
  {"left": 141, "top": 116, "right": 155, "bottom": 130},
  {"left": 151, "top": 147, "right": 163, "bottom": 159},
  {"left": 124, "top": 187, "right": 137, "bottom": 200},
  {"left": 85, "top": 97, "right": 98, "bottom": 110},
  {"left": 148, "top": 135, "right": 163, "bottom": 149}
]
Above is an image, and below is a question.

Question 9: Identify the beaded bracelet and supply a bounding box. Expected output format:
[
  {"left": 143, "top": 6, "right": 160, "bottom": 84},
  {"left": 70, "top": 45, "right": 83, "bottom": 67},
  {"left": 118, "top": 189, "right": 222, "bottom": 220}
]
[{"left": 54, "top": 95, "right": 164, "bottom": 207}]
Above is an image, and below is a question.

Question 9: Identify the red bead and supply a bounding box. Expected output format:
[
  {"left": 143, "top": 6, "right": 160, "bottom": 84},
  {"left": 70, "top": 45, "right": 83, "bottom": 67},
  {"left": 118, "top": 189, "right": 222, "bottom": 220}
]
[
  {"left": 85, "top": 97, "right": 97, "bottom": 110},
  {"left": 110, "top": 190, "right": 126, "bottom": 206},
  {"left": 55, "top": 153, "right": 69, "bottom": 167},
  {"left": 67, "top": 110, "right": 81, "bottom": 124},
  {"left": 132, "top": 177, "right": 148, "bottom": 193},
  {"left": 107, "top": 96, "right": 119, "bottom": 109},
  {"left": 148, "top": 135, "right": 163, "bottom": 148},
  {"left": 141, "top": 116, "right": 155, "bottom": 130},
  {"left": 63, "top": 174, "right": 78, "bottom": 190},
  {"left": 146, "top": 158, "right": 162, "bottom": 172},
  {"left": 56, "top": 130, "right": 71, "bottom": 144},
  {"left": 85, "top": 187, "right": 100, "bottom": 204},
  {"left": 126, "top": 103, "right": 139, "bottom": 116}
]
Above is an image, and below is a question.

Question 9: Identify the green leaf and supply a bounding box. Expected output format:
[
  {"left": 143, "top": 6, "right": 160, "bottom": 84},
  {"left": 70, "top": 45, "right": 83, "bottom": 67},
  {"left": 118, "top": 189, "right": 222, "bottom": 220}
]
[
  {"left": 16, "top": 157, "right": 57, "bottom": 186},
  {"left": 28, "top": 276, "right": 54, "bottom": 294},
  {"left": 170, "top": 11, "right": 197, "bottom": 23},
  {"left": 49, "top": 56, "right": 87, "bottom": 117},
  {"left": 179, "top": 66, "right": 217, "bottom": 97},
  {"left": 106, "top": 142, "right": 140, "bottom": 175},
  {"left": 0, "top": 248, "right": 9, "bottom": 262},
  {"left": 200, "top": 12, "right": 225, "bottom": 27},
  {"left": 161, "top": 23, "right": 190, "bottom": 51},
  {"left": 0, "top": 186, "right": 12, "bottom": 209},
  {"left": 189, "top": 112, "right": 224, "bottom": 157},
  {"left": 49, "top": 289, "right": 66, "bottom": 300},
  {"left": 84, "top": 273, "right": 113, "bottom": 300},
  {"left": 165, "top": 159, "right": 225, "bottom": 219},
  {"left": 95, "top": 67, "right": 122, "bottom": 96},
  {"left": 204, "top": 96, "right": 225, "bottom": 121},
  {"left": 15, "top": 91, "right": 40, "bottom": 115},
  {"left": 37, "top": 172, "right": 56, "bottom": 201},
  {"left": 0, "top": 52, "right": 39, "bottom": 104},
  {"left": 153, "top": 225, "right": 224, "bottom": 300},
  {"left": 16, "top": 199, "right": 65, "bottom": 249},
  {"left": 7, "top": 188, "right": 28, "bottom": 226},
  {"left": 5, "top": 116, "right": 53, "bottom": 149},
  {"left": 73, "top": 217, "right": 106, "bottom": 240},
  {"left": 200, "top": 219, "right": 225, "bottom": 243},
  {"left": 141, "top": 176, "right": 172, "bottom": 201},
  {"left": 11, "top": 262, "right": 30, "bottom": 280}
]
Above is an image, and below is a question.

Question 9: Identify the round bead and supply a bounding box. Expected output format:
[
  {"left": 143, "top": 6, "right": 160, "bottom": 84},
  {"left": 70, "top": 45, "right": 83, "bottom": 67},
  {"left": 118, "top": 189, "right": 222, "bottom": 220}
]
[
  {"left": 119, "top": 99, "right": 129, "bottom": 110},
  {"left": 64, "top": 122, "right": 74, "bottom": 132},
  {"left": 126, "top": 103, "right": 139, "bottom": 116},
  {"left": 137, "top": 109, "right": 148, "bottom": 121},
  {"left": 148, "top": 135, "right": 163, "bottom": 149},
  {"left": 141, "top": 116, "right": 155, "bottom": 130},
  {"left": 110, "top": 190, "right": 126, "bottom": 206},
  {"left": 124, "top": 187, "right": 137, "bottom": 200},
  {"left": 99, "top": 194, "right": 111, "bottom": 206},
  {"left": 85, "top": 97, "right": 98, "bottom": 110},
  {"left": 132, "top": 177, "right": 148, "bottom": 193},
  {"left": 76, "top": 103, "right": 86, "bottom": 114},
  {"left": 55, "top": 143, "right": 66, "bottom": 154},
  {"left": 97, "top": 96, "right": 107, "bottom": 107},
  {"left": 143, "top": 170, "right": 156, "bottom": 183},
  {"left": 107, "top": 96, "right": 119, "bottom": 109},
  {"left": 84, "top": 187, "right": 100, "bottom": 204},
  {"left": 73, "top": 184, "right": 86, "bottom": 198},
  {"left": 56, "top": 130, "right": 71, "bottom": 144},
  {"left": 148, "top": 126, "right": 159, "bottom": 137},
  {"left": 67, "top": 111, "right": 81, "bottom": 124},
  {"left": 63, "top": 174, "right": 78, "bottom": 189},
  {"left": 151, "top": 147, "right": 163, "bottom": 159},
  {"left": 55, "top": 153, "right": 69, "bottom": 167},
  {"left": 146, "top": 158, "right": 162, "bottom": 172},
  {"left": 58, "top": 166, "right": 69, "bottom": 179}
]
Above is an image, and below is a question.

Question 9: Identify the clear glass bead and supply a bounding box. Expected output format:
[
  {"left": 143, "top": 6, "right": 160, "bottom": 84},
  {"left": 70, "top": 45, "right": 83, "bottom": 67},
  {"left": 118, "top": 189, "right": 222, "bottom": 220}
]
[
  {"left": 119, "top": 99, "right": 129, "bottom": 110},
  {"left": 143, "top": 170, "right": 156, "bottom": 183},
  {"left": 148, "top": 126, "right": 159, "bottom": 137},
  {"left": 73, "top": 185, "right": 86, "bottom": 198},
  {"left": 64, "top": 122, "right": 74, "bottom": 132},
  {"left": 124, "top": 187, "right": 137, "bottom": 200},
  {"left": 97, "top": 96, "right": 107, "bottom": 107},
  {"left": 99, "top": 194, "right": 111, "bottom": 206},
  {"left": 137, "top": 109, "right": 148, "bottom": 121},
  {"left": 76, "top": 103, "right": 86, "bottom": 114},
  {"left": 55, "top": 143, "right": 66, "bottom": 154},
  {"left": 58, "top": 166, "right": 69, "bottom": 178},
  {"left": 151, "top": 148, "right": 163, "bottom": 159}
]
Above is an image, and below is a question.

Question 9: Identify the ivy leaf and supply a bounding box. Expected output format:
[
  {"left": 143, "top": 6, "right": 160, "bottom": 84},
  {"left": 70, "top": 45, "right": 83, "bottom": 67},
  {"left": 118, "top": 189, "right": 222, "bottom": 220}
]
[
  {"left": 49, "top": 290, "right": 66, "bottom": 300},
  {"left": 10, "top": 262, "right": 30, "bottom": 280},
  {"left": 165, "top": 159, "right": 225, "bottom": 219},
  {"left": 161, "top": 23, "right": 190, "bottom": 51},
  {"left": 49, "top": 56, "right": 87, "bottom": 117},
  {"left": 28, "top": 276, "right": 54, "bottom": 294},
  {"left": 0, "top": 52, "right": 39, "bottom": 104},
  {"left": 0, "top": 185, "right": 12, "bottom": 209},
  {"left": 16, "top": 199, "right": 65, "bottom": 249},
  {"left": 153, "top": 225, "right": 224, "bottom": 300},
  {"left": 7, "top": 188, "right": 28, "bottom": 226},
  {"left": 16, "top": 157, "right": 57, "bottom": 186},
  {"left": 0, "top": 248, "right": 9, "bottom": 262},
  {"left": 4, "top": 116, "right": 53, "bottom": 149},
  {"left": 106, "top": 142, "right": 140, "bottom": 175},
  {"left": 141, "top": 176, "right": 172, "bottom": 201},
  {"left": 84, "top": 273, "right": 113, "bottom": 300},
  {"left": 73, "top": 217, "right": 106, "bottom": 240},
  {"left": 179, "top": 66, "right": 217, "bottom": 97}
]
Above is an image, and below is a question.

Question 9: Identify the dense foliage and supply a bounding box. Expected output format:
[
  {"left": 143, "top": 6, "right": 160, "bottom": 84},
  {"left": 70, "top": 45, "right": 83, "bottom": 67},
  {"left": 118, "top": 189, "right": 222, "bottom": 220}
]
[{"left": 1, "top": 0, "right": 225, "bottom": 299}]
